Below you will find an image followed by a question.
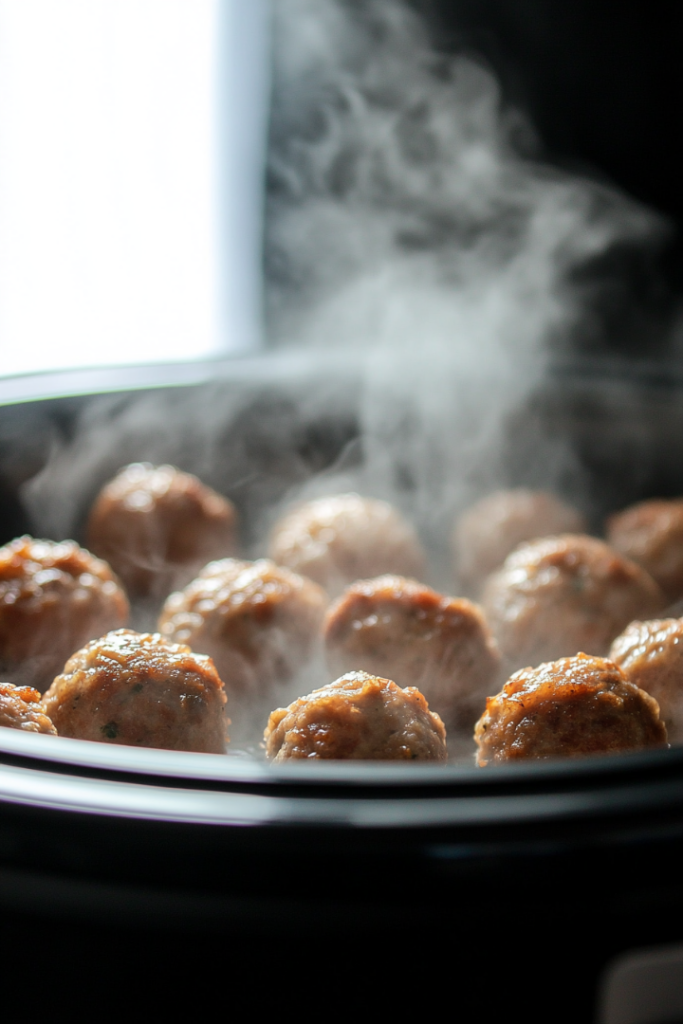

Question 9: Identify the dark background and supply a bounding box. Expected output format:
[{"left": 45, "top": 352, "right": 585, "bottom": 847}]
[
  {"left": 402, "top": 0, "right": 683, "bottom": 359},
  {"left": 414, "top": 1, "right": 683, "bottom": 234}
]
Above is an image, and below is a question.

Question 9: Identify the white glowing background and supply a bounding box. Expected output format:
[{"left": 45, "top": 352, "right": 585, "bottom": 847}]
[{"left": 0, "top": 0, "right": 269, "bottom": 377}]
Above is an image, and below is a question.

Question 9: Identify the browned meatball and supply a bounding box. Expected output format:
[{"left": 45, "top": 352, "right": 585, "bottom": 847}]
[
  {"left": 607, "top": 499, "right": 683, "bottom": 601},
  {"left": 42, "top": 629, "right": 227, "bottom": 752},
  {"left": 264, "top": 670, "right": 448, "bottom": 761},
  {"left": 0, "top": 536, "right": 129, "bottom": 692},
  {"left": 324, "top": 575, "right": 500, "bottom": 732},
  {"left": 482, "top": 534, "right": 664, "bottom": 672},
  {"left": 158, "top": 558, "right": 327, "bottom": 737},
  {"left": 87, "top": 463, "right": 238, "bottom": 600},
  {"left": 268, "top": 494, "right": 425, "bottom": 597},
  {"left": 474, "top": 653, "right": 667, "bottom": 766},
  {"left": 0, "top": 682, "right": 57, "bottom": 735},
  {"left": 610, "top": 618, "right": 683, "bottom": 743},
  {"left": 452, "top": 489, "right": 586, "bottom": 594}
]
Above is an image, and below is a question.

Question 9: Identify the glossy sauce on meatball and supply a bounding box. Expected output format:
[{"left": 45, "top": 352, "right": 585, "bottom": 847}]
[
  {"left": 475, "top": 653, "right": 667, "bottom": 766},
  {"left": 482, "top": 534, "right": 664, "bottom": 672},
  {"left": 268, "top": 494, "right": 425, "bottom": 597},
  {"left": 42, "top": 629, "right": 227, "bottom": 752},
  {"left": 0, "top": 536, "right": 129, "bottom": 692},
  {"left": 158, "top": 558, "right": 327, "bottom": 738},
  {"left": 87, "top": 463, "right": 238, "bottom": 600},
  {"left": 610, "top": 618, "right": 683, "bottom": 743},
  {"left": 452, "top": 489, "right": 586, "bottom": 595},
  {"left": 264, "top": 670, "right": 447, "bottom": 761},
  {"left": 0, "top": 682, "right": 57, "bottom": 735},
  {"left": 607, "top": 499, "right": 683, "bottom": 602},
  {"left": 324, "top": 575, "right": 500, "bottom": 733}
]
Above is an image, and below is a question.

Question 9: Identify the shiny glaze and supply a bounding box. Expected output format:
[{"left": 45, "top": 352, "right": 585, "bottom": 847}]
[
  {"left": 43, "top": 629, "right": 227, "bottom": 753},
  {"left": 0, "top": 536, "right": 129, "bottom": 691},
  {"left": 265, "top": 670, "right": 447, "bottom": 761},
  {"left": 475, "top": 652, "right": 667, "bottom": 766}
]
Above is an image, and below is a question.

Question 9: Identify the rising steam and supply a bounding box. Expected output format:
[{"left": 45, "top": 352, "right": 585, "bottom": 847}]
[{"left": 25, "top": 0, "right": 668, "bottom": 586}]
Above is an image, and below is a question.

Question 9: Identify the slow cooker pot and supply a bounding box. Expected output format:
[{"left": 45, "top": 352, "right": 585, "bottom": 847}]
[{"left": 3, "top": 353, "right": 683, "bottom": 1022}]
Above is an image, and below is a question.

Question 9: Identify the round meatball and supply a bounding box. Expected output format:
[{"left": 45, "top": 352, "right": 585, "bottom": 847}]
[
  {"left": 268, "top": 494, "right": 425, "bottom": 597},
  {"left": 610, "top": 618, "right": 683, "bottom": 743},
  {"left": 324, "top": 575, "right": 500, "bottom": 732},
  {"left": 482, "top": 534, "right": 664, "bottom": 672},
  {"left": 0, "top": 536, "right": 129, "bottom": 692},
  {"left": 87, "top": 463, "right": 238, "bottom": 600},
  {"left": 474, "top": 653, "right": 667, "bottom": 766},
  {"left": 606, "top": 499, "right": 683, "bottom": 602},
  {"left": 0, "top": 682, "right": 57, "bottom": 735},
  {"left": 42, "top": 629, "right": 227, "bottom": 752},
  {"left": 452, "top": 489, "right": 586, "bottom": 594},
  {"left": 158, "top": 559, "right": 327, "bottom": 737},
  {"left": 264, "top": 670, "right": 448, "bottom": 761}
]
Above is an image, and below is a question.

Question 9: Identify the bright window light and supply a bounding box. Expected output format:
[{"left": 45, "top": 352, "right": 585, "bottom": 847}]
[{"left": 0, "top": 0, "right": 269, "bottom": 377}]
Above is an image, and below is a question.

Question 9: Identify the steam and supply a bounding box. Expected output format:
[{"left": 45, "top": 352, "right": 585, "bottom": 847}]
[
  {"left": 24, "top": 0, "right": 668, "bottom": 585},
  {"left": 262, "top": 0, "right": 667, "bottom": 569}
]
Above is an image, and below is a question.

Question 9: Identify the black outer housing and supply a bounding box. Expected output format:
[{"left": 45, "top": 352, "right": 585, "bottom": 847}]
[{"left": 3, "top": 730, "right": 683, "bottom": 1019}]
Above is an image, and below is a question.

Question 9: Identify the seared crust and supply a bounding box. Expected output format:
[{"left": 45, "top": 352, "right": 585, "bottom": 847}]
[
  {"left": 475, "top": 653, "right": 667, "bottom": 766},
  {"left": 87, "top": 463, "right": 238, "bottom": 599},
  {"left": 0, "top": 536, "right": 129, "bottom": 692},
  {"left": 453, "top": 489, "right": 586, "bottom": 594},
  {"left": 268, "top": 494, "right": 425, "bottom": 597},
  {"left": 610, "top": 618, "right": 683, "bottom": 743},
  {"left": 158, "top": 559, "right": 327, "bottom": 732},
  {"left": 264, "top": 670, "right": 447, "bottom": 761},
  {"left": 607, "top": 499, "right": 683, "bottom": 601},
  {"left": 482, "top": 534, "right": 664, "bottom": 672},
  {"left": 0, "top": 682, "right": 57, "bottom": 735},
  {"left": 42, "top": 629, "right": 227, "bottom": 752},
  {"left": 324, "top": 575, "right": 500, "bottom": 732}
]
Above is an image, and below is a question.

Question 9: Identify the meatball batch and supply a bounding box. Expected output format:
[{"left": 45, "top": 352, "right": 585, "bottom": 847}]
[
  {"left": 42, "top": 629, "right": 227, "bottom": 752},
  {"left": 0, "top": 536, "right": 129, "bottom": 692},
  {"left": 474, "top": 653, "right": 667, "bottom": 766},
  {"left": 324, "top": 575, "right": 500, "bottom": 732},
  {"left": 158, "top": 558, "right": 327, "bottom": 737},
  {"left": 607, "top": 498, "right": 683, "bottom": 602},
  {"left": 268, "top": 494, "right": 425, "bottom": 597},
  {"left": 0, "top": 682, "right": 57, "bottom": 736},
  {"left": 264, "top": 670, "right": 448, "bottom": 761},
  {"left": 482, "top": 534, "right": 664, "bottom": 672},
  {"left": 610, "top": 618, "right": 683, "bottom": 743},
  {"left": 452, "top": 489, "right": 587, "bottom": 595},
  {"left": 87, "top": 463, "right": 238, "bottom": 601}
]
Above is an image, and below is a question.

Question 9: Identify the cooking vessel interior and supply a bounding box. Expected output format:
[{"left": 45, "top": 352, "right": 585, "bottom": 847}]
[{"left": 3, "top": 350, "right": 683, "bottom": 786}]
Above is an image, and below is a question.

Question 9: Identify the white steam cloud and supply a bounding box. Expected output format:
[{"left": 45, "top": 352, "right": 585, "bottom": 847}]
[
  {"left": 262, "top": 0, "right": 667, "bottom": 572},
  {"left": 25, "top": 0, "right": 669, "bottom": 588}
]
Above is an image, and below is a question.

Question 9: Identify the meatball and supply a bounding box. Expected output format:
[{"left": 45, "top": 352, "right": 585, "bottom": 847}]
[
  {"left": 42, "top": 629, "right": 227, "bottom": 752},
  {"left": 0, "top": 536, "right": 129, "bottom": 692},
  {"left": 474, "top": 653, "right": 667, "bottom": 766},
  {"left": 610, "top": 618, "right": 683, "bottom": 743},
  {"left": 452, "top": 489, "right": 586, "bottom": 594},
  {"left": 268, "top": 494, "right": 425, "bottom": 597},
  {"left": 606, "top": 499, "right": 683, "bottom": 602},
  {"left": 86, "top": 463, "right": 238, "bottom": 600},
  {"left": 264, "top": 670, "right": 447, "bottom": 761},
  {"left": 0, "top": 682, "right": 57, "bottom": 735},
  {"left": 324, "top": 575, "right": 500, "bottom": 732},
  {"left": 482, "top": 534, "right": 664, "bottom": 672},
  {"left": 158, "top": 558, "right": 327, "bottom": 738}
]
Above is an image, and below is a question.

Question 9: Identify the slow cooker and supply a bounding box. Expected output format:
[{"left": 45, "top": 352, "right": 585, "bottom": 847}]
[
  {"left": 4, "top": 2, "right": 683, "bottom": 1020},
  {"left": 3, "top": 355, "right": 683, "bottom": 1022}
]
